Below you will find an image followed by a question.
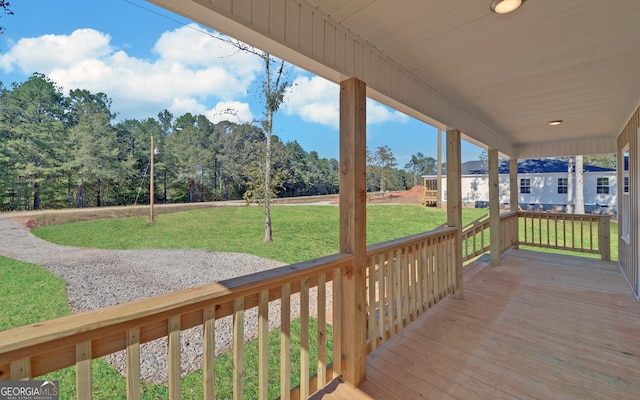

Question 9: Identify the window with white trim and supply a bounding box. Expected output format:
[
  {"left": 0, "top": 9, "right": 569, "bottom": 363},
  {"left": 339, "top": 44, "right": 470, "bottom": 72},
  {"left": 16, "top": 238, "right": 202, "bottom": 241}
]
[
  {"left": 596, "top": 177, "right": 609, "bottom": 194},
  {"left": 520, "top": 178, "right": 531, "bottom": 194},
  {"left": 557, "top": 178, "right": 567, "bottom": 194}
]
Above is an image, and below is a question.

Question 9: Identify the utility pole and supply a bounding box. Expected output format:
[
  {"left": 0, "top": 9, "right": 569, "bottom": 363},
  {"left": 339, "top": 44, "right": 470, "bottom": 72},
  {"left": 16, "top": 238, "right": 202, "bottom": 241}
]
[{"left": 149, "top": 135, "right": 155, "bottom": 224}]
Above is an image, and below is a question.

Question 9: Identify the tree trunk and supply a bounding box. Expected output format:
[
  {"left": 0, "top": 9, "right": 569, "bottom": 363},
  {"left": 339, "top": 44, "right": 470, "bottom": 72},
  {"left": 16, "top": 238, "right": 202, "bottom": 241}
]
[
  {"left": 263, "top": 57, "right": 273, "bottom": 243},
  {"left": 33, "top": 181, "right": 40, "bottom": 210},
  {"left": 575, "top": 155, "right": 585, "bottom": 214},
  {"left": 567, "top": 156, "right": 574, "bottom": 214},
  {"left": 76, "top": 184, "right": 84, "bottom": 208},
  {"left": 189, "top": 178, "right": 195, "bottom": 203}
]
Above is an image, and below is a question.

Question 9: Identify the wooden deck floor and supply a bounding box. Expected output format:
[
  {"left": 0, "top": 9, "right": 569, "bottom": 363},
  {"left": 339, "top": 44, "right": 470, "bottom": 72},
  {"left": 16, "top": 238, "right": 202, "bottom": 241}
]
[{"left": 311, "top": 249, "right": 640, "bottom": 400}]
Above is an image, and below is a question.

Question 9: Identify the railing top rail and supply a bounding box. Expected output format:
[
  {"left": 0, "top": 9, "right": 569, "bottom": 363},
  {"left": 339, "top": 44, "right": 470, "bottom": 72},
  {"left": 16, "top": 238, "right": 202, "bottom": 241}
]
[
  {"left": 517, "top": 211, "right": 611, "bottom": 221},
  {"left": 500, "top": 210, "right": 518, "bottom": 218},
  {"left": 0, "top": 252, "right": 353, "bottom": 358},
  {"left": 461, "top": 214, "right": 489, "bottom": 231},
  {"left": 366, "top": 226, "right": 457, "bottom": 256}
]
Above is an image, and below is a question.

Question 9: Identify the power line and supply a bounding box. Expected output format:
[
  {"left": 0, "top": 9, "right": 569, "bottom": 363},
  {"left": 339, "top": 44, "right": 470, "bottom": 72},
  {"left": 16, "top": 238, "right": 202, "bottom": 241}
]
[{"left": 121, "top": 0, "right": 219, "bottom": 39}]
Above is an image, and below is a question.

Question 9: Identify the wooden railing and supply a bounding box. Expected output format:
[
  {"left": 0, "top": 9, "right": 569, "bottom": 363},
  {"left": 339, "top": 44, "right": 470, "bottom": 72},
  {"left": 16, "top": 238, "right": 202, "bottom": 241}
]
[
  {"left": 0, "top": 253, "right": 352, "bottom": 400},
  {"left": 365, "top": 227, "right": 458, "bottom": 353},
  {"left": 518, "top": 211, "right": 611, "bottom": 260},
  {"left": 461, "top": 214, "right": 490, "bottom": 262},
  {"left": 500, "top": 211, "right": 520, "bottom": 253}
]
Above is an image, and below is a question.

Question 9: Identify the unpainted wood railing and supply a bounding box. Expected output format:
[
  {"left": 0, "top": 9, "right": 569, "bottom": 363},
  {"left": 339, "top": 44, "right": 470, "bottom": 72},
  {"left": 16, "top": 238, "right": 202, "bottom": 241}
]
[
  {"left": 365, "top": 227, "right": 458, "bottom": 352},
  {"left": 461, "top": 214, "right": 490, "bottom": 262},
  {"left": 518, "top": 211, "right": 611, "bottom": 260},
  {"left": 0, "top": 253, "right": 352, "bottom": 400}
]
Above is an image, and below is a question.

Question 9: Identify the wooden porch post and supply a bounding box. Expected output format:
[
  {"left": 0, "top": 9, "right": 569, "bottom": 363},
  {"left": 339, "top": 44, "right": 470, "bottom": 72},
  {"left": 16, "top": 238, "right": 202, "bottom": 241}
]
[
  {"left": 446, "top": 129, "right": 463, "bottom": 299},
  {"left": 437, "top": 128, "right": 443, "bottom": 208},
  {"left": 489, "top": 149, "right": 501, "bottom": 265},
  {"left": 339, "top": 77, "right": 367, "bottom": 387},
  {"left": 510, "top": 158, "right": 519, "bottom": 249},
  {"left": 510, "top": 158, "right": 518, "bottom": 212}
]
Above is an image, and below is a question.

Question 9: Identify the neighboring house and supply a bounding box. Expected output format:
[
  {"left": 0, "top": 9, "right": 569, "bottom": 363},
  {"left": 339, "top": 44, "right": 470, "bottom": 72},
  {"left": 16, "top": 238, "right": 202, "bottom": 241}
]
[{"left": 423, "top": 158, "right": 618, "bottom": 214}]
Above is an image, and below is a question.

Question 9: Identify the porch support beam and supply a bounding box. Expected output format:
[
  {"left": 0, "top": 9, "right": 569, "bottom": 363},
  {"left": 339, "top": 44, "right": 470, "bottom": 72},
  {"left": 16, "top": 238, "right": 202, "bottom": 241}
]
[
  {"left": 510, "top": 158, "right": 518, "bottom": 212},
  {"left": 510, "top": 158, "right": 519, "bottom": 249},
  {"left": 437, "top": 129, "right": 443, "bottom": 208},
  {"left": 446, "top": 129, "right": 463, "bottom": 299},
  {"left": 339, "top": 77, "right": 367, "bottom": 387},
  {"left": 489, "top": 149, "right": 501, "bottom": 266}
]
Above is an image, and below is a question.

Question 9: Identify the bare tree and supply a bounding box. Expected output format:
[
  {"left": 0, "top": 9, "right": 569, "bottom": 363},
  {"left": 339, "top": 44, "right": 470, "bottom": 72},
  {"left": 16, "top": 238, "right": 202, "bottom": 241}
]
[
  {"left": 567, "top": 156, "right": 574, "bottom": 214},
  {"left": 219, "top": 37, "right": 289, "bottom": 242}
]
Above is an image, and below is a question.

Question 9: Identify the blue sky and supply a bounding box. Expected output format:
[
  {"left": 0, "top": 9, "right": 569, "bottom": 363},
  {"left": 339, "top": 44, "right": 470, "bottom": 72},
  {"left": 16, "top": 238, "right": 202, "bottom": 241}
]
[{"left": 0, "top": 0, "right": 483, "bottom": 167}]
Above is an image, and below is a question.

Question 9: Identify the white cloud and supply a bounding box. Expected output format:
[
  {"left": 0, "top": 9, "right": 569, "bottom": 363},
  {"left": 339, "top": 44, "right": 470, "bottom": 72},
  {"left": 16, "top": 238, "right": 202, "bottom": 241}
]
[
  {"left": 0, "top": 25, "right": 263, "bottom": 121},
  {"left": 0, "top": 29, "right": 113, "bottom": 73},
  {"left": 206, "top": 101, "right": 254, "bottom": 123},
  {"left": 367, "top": 100, "right": 409, "bottom": 125},
  {"left": 284, "top": 75, "right": 339, "bottom": 128},
  {"left": 283, "top": 74, "right": 409, "bottom": 129}
]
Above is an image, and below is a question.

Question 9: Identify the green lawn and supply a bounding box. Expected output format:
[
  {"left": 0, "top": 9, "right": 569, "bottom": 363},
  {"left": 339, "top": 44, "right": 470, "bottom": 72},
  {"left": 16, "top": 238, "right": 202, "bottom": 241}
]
[{"left": 32, "top": 205, "right": 488, "bottom": 264}]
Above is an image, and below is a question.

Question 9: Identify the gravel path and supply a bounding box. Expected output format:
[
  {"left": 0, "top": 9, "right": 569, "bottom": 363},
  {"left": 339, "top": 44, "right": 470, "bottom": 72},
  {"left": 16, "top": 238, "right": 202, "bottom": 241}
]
[{"left": 0, "top": 216, "right": 328, "bottom": 384}]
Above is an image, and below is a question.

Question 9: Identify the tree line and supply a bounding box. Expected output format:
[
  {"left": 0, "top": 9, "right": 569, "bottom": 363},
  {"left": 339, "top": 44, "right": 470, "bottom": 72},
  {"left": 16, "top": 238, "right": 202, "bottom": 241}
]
[{"left": 0, "top": 74, "right": 437, "bottom": 211}]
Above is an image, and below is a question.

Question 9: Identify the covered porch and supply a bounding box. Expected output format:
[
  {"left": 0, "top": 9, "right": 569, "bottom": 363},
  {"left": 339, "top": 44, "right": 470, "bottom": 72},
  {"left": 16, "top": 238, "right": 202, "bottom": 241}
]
[
  {"left": 314, "top": 249, "right": 640, "bottom": 400},
  {"left": 2, "top": 0, "right": 640, "bottom": 399}
]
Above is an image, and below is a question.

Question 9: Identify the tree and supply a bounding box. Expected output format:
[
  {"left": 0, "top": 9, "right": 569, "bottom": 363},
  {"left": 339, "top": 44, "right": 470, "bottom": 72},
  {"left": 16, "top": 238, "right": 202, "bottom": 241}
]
[
  {"left": 0, "top": 74, "right": 67, "bottom": 210},
  {"left": 66, "top": 89, "right": 119, "bottom": 207},
  {"left": 370, "top": 145, "right": 398, "bottom": 192},
  {"left": 567, "top": 156, "right": 574, "bottom": 214},
  {"left": 404, "top": 152, "right": 436, "bottom": 187},
  {"left": 0, "top": 1, "right": 13, "bottom": 35}
]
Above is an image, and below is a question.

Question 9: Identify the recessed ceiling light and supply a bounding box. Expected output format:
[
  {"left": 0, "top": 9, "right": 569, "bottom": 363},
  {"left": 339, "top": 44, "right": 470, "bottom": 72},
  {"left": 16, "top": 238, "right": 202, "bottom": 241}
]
[
  {"left": 549, "top": 120, "right": 563, "bottom": 126},
  {"left": 490, "top": 0, "right": 526, "bottom": 14}
]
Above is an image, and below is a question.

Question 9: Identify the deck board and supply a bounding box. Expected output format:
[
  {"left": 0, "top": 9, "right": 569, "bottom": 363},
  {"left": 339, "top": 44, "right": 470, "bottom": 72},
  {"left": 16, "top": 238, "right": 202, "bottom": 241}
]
[{"left": 311, "top": 249, "right": 640, "bottom": 400}]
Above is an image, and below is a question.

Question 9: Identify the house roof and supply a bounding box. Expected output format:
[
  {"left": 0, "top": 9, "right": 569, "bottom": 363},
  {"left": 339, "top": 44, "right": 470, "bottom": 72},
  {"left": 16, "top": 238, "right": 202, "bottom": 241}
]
[
  {"left": 425, "top": 158, "right": 616, "bottom": 177},
  {"left": 150, "top": 0, "right": 640, "bottom": 159}
]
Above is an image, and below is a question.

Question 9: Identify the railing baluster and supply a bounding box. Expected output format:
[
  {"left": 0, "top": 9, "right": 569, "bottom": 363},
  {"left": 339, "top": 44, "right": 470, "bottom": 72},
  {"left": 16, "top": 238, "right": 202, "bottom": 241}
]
[
  {"left": 427, "top": 237, "right": 434, "bottom": 308},
  {"left": 387, "top": 251, "right": 396, "bottom": 336},
  {"left": 126, "top": 328, "right": 141, "bottom": 400},
  {"left": 168, "top": 316, "right": 181, "bottom": 400},
  {"left": 401, "top": 248, "right": 409, "bottom": 327},
  {"left": 417, "top": 242, "right": 425, "bottom": 315},
  {"left": 10, "top": 358, "right": 31, "bottom": 380},
  {"left": 75, "top": 341, "right": 92, "bottom": 400},
  {"left": 438, "top": 236, "right": 444, "bottom": 300},
  {"left": 258, "top": 290, "right": 268, "bottom": 400},
  {"left": 377, "top": 254, "right": 386, "bottom": 343},
  {"left": 203, "top": 307, "right": 215, "bottom": 400},
  {"left": 409, "top": 245, "right": 417, "bottom": 321},
  {"left": 280, "top": 284, "right": 291, "bottom": 399},
  {"left": 332, "top": 269, "right": 342, "bottom": 378},
  {"left": 232, "top": 299, "right": 245, "bottom": 400},
  {"left": 367, "top": 256, "right": 376, "bottom": 350},
  {"left": 300, "top": 278, "right": 310, "bottom": 399},
  {"left": 317, "top": 273, "right": 327, "bottom": 386}
]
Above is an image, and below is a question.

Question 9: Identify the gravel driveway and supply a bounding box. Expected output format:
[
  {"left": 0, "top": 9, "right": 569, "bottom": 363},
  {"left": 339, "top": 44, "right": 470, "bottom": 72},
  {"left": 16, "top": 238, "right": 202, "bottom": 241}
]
[{"left": 0, "top": 215, "right": 325, "bottom": 384}]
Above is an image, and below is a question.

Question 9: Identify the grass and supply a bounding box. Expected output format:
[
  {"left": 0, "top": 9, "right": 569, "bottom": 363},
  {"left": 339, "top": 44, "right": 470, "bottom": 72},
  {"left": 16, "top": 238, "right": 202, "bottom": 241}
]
[
  {"left": 0, "top": 256, "right": 70, "bottom": 331},
  {"left": 32, "top": 205, "right": 489, "bottom": 264}
]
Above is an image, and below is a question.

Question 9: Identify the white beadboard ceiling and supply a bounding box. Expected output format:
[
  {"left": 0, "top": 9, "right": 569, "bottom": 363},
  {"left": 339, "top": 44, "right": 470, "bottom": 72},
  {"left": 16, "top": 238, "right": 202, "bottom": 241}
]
[{"left": 149, "top": 0, "right": 640, "bottom": 158}]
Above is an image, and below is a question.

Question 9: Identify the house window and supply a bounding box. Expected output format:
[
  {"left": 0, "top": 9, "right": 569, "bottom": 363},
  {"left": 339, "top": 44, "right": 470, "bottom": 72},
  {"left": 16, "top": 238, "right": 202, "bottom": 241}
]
[
  {"left": 520, "top": 178, "right": 531, "bottom": 194},
  {"left": 624, "top": 176, "right": 629, "bottom": 193},
  {"left": 557, "top": 178, "right": 567, "bottom": 194},
  {"left": 596, "top": 177, "right": 609, "bottom": 194}
]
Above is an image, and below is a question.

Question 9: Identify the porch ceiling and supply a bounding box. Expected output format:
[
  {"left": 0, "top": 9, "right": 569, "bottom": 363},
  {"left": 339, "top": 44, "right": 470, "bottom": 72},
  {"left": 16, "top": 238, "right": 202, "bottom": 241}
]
[{"left": 148, "top": 0, "right": 640, "bottom": 158}]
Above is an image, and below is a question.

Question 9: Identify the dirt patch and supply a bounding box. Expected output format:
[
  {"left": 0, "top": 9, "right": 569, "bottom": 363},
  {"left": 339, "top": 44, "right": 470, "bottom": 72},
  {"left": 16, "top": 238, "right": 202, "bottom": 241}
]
[
  {"left": 366, "top": 186, "right": 424, "bottom": 205},
  {"left": 12, "top": 217, "right": 39, "bottom": 230}
]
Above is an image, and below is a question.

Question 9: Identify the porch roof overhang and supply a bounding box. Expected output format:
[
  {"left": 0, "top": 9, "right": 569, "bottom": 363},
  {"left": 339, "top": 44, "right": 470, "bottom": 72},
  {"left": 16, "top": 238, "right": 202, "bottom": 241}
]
[{"left": 147, "top": 0, "right": 640, "bottom": 159}]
